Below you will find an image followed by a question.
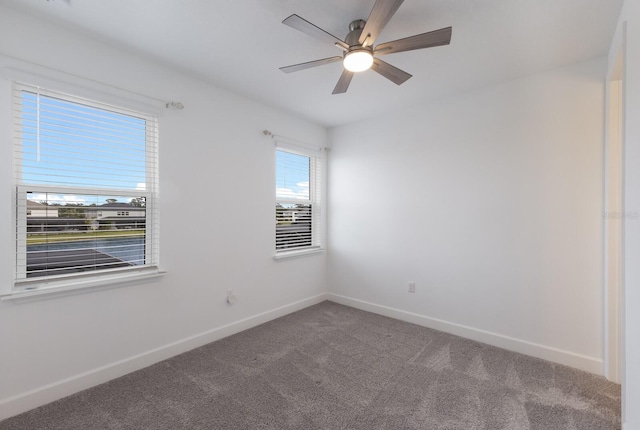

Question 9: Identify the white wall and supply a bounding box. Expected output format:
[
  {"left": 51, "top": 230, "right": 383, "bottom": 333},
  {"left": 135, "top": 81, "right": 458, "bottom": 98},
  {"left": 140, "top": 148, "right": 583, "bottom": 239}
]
[
  {"left": 0, "top": 6, "right": 327, "bottom": 420},
  {"left": 609, "top": 1, "right": 640, "bottom": 428},
  {"left": 328, "top": 58, "right": 607, "bottom": 374}
]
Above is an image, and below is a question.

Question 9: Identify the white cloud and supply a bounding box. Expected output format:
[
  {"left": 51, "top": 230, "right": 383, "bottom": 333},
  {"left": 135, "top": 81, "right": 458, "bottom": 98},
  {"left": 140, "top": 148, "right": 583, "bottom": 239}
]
[
  {"left": 276, "top": 181, "right": 310, "bottom": 200},
  {"left": 62, "top": 195, "right": 86, "bottom": 204},
  {"left": 29, "top": 194, "right": 48, "bottom": 202},
  {"left": 276, "top": 187, "right": 309, "bottom": 200},
  {"left": 29, "top": 194, "right": 87, "bottom": 205},
  {"left": 136, "top": 182, "right": 146, "bottom": 191}
]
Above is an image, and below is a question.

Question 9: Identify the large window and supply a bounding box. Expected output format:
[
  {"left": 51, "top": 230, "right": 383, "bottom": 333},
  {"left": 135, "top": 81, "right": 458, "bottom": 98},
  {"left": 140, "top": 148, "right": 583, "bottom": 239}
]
[
  {"left": 275, "top": 146, "right": 322, "bottom": 253},
  {"left": 12, "top": 83, "right": 159, "bottom": 291}
]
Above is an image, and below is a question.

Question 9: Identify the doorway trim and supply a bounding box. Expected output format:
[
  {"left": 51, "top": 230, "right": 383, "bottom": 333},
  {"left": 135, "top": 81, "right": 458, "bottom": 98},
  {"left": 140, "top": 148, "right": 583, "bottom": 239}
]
[{"left": 603, "top": 31, "right": 625, "bottom": 384}]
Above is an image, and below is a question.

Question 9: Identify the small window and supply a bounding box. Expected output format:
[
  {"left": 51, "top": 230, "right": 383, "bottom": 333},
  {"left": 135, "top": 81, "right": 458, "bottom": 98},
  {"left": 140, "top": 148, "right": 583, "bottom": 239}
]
[
  {"left": 12, "top": 83, "right": 159, "bottom": 290},
  {"left": 275, "top": 146, "right": 322, "bottom": 253}
]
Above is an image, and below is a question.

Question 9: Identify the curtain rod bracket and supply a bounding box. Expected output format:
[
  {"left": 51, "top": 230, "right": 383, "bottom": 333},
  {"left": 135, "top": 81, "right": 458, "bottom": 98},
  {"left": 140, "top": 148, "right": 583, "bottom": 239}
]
[{"left": 165, "top": 102, "right": 184, "bottom": 110}]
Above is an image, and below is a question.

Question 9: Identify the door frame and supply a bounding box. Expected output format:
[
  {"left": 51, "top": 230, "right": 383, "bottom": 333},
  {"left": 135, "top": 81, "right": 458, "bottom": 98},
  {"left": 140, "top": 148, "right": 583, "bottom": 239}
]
[{"left": 603, "top": 38, "right": 625, "bottom": 384}]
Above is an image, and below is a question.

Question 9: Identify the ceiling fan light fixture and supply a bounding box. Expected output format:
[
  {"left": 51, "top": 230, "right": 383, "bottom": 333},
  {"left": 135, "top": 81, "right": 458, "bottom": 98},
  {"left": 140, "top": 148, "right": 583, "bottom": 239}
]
[
  {"left": 280, "top": 3, "right": 453, "bottom": 94},
  {"left": 343, "top": 49, "right": 373, "bottom": 72}
]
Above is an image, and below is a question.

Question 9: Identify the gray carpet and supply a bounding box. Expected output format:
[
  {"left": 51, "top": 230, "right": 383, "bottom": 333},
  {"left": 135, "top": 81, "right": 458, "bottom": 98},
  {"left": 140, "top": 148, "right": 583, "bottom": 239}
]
[{"left": 0, "top": 301, "right": 621, "bottom": 429}]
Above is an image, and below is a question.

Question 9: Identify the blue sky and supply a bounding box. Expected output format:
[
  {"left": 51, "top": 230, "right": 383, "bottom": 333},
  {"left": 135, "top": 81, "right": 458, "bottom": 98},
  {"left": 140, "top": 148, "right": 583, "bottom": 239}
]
[
  {"left": 275, "top": 150, "right": 310, "bottom": 201},
  {"left": 20, "top": 90, "right": 147, "bottom": 206}
]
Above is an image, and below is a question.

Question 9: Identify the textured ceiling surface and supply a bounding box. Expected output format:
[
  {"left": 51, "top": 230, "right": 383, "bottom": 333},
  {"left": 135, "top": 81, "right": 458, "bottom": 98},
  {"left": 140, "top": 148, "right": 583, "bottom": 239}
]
[{"left": 0, "top": 0, "right": 623, "bottom": 127}]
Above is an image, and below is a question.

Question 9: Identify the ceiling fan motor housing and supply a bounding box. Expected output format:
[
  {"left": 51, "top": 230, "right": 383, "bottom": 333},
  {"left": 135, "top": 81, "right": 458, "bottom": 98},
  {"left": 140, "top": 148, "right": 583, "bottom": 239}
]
[
  {"left": 346, "top": 19, "right": 367, "bottom": 47},
  {"left": 344, "top": 18, "right": 373, "bottom": 71}
]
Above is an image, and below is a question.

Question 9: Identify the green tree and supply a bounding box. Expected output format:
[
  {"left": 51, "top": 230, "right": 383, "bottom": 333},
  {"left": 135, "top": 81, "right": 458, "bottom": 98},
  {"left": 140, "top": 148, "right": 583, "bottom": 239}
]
[
  {"left": 130, "top": 197, "right": 146, "bottom": 207},
  {"left": 58, "top": 203, "right": 86, "bottom": 218}
]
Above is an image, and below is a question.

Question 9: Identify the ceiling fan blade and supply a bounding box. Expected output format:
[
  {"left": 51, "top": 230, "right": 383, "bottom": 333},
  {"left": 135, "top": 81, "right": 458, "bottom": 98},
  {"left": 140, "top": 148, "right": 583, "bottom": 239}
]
[
  {"left": 332, "top": 69, "right": 354, "bottom": 94},
  {"left": 283, "top": 14, "right": 349, "bottom": 50},
  {"left": 371, "top": 58, "right": 411, "bottom": 85},
  {"left": 374, "top": 27, "right": 452, "bottom": 56},
  {"left": 280, "top": 56, "right": 343, "bottom": 73},
  {"left": 359, "top": 0, "right": 404, "bottom": 47}
]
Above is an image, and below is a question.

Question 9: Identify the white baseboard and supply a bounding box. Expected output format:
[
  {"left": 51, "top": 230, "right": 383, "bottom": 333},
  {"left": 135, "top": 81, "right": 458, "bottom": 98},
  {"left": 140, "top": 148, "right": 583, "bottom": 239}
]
[
  {"left": 0, "top": 293, "right": 328, "bottom": 422},
  {"left": 327, "top": 293, "right": 603, "bottom": 375}
]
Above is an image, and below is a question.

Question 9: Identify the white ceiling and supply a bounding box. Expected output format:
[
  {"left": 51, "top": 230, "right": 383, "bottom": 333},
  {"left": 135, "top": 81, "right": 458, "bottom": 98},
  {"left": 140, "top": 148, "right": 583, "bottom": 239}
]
[{"left": 0, "top": 0, "right": 623, "bottom": 127}]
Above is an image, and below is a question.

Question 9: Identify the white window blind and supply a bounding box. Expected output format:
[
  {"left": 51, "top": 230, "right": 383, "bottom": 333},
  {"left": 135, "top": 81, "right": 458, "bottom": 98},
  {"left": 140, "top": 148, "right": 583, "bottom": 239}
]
[
  {"left": 275, "top": 146, "right": 321, "bottom": 252},
  {"left": 12, "top": 83, "right": 159, "bottom": 287}
]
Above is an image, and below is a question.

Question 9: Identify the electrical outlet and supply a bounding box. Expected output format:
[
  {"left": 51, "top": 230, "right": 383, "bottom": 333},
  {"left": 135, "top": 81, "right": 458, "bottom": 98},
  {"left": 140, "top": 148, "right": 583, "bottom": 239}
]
[{"left": 408, "top": 282, "right": 416, "bottom": 293}]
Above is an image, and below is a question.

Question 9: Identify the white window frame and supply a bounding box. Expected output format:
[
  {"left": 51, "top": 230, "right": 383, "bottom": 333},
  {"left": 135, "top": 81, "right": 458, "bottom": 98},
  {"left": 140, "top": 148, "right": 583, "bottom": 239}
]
[
  {"left": 5, "top": 82, "right": 162, "bottom": 300},
  {"left": 274, "top": 140, "right": 326, "bottom": 259}
]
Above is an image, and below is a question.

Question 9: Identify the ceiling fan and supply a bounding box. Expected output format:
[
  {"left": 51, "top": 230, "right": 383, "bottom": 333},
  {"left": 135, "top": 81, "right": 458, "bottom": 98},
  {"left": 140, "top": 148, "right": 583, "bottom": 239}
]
[{"left": 279, "top": 0, "right": 452, "bottom": 94}]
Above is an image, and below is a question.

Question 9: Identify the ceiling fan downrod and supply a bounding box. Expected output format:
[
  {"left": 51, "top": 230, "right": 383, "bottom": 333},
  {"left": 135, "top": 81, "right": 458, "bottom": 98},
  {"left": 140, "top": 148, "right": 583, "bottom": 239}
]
[{"left": 346, "top": 19, "right": 367, "bottom": 46}]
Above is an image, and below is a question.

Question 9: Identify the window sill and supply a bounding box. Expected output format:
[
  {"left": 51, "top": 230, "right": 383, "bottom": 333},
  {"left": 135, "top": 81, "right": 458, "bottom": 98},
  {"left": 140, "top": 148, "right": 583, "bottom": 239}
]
[
  {"left": 2, "top": 267, "right": 166, "bottom": 303},
  {"left": 273, "top": 247, "right": 325, "bottom": 261}
]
